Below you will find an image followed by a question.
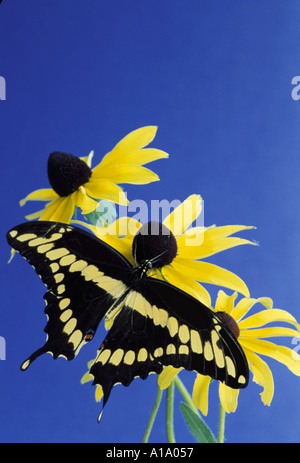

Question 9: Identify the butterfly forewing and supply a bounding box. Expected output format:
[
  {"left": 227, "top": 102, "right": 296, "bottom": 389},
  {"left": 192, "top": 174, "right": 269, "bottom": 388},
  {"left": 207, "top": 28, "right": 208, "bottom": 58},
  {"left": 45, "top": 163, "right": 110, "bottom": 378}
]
[{"left": 7, "top": 221, "right": 132, "bottom": 369}]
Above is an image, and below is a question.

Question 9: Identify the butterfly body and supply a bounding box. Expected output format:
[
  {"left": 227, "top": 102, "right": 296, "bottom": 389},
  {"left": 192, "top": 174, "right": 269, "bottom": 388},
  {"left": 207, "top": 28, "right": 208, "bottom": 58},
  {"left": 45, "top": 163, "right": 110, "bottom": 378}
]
[{"left": 7, "top": 221, "right": 249, "bottom": 409}]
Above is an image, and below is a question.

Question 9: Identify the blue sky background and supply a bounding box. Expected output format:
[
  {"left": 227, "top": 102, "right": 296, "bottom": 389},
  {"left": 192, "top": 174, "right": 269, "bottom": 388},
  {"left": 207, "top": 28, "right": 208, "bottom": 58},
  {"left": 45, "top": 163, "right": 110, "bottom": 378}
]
[{"left": 1, "top": 1, "right": 300, "bottom": 443}]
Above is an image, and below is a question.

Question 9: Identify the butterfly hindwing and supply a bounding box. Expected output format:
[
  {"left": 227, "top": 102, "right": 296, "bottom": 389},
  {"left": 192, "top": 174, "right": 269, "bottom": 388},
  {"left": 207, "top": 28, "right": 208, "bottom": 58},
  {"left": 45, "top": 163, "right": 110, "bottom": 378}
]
[
  {"left": 7, "top": 221, "right": 132, "bottom": 369},
  {"left": 143, "top": 278, "right": 249, "bottom": 389},
  {"left": 89, "top": 276, "right": 249, "bottom": 407},
  {"left": 90, "top": 296, "right": 163, "bottom": 408}
]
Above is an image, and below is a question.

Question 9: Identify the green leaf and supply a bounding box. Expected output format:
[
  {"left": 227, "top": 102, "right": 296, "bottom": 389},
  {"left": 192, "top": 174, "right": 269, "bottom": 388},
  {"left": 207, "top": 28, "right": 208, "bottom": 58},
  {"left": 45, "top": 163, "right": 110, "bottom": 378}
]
[
  {"left": 84, "top": 199, "right": 117, "bottom": 227},
  {"left": 180, "top": 402, "right": 217, "bottom": 443}
]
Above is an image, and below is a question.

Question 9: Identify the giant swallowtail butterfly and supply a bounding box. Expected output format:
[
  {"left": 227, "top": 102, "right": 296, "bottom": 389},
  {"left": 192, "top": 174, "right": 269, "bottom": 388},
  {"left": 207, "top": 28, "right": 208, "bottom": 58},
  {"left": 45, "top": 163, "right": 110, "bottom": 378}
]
[{"left": 7, "top": 221, "right": 249, "bottom": 413}]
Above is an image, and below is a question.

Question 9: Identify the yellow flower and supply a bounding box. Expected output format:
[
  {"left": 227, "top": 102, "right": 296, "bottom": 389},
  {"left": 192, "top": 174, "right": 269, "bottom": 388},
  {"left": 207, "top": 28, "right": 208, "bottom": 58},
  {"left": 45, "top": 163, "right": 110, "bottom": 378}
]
[
  {"left": 19, "top": 126, "right": 168, "bottom": 223},
  {"left": 78, "top": 198, "right": 256, "bottom": 404},
  {"left": 159, "top": 291, "right": 300, "bottom": 415},
  {"left": 74, "top": 194, "right": 255, "bottom": 307}
]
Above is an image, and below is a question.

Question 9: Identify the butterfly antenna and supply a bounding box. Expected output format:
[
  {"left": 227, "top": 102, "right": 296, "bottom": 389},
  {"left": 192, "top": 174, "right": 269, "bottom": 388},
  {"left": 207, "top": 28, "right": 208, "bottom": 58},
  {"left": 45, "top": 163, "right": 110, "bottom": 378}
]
[
  {"left": 133, "top": 240, "right": 138, "bottom": 266},
  {"left": 149, "top": 249, "right": 169, "bottom": 265}
]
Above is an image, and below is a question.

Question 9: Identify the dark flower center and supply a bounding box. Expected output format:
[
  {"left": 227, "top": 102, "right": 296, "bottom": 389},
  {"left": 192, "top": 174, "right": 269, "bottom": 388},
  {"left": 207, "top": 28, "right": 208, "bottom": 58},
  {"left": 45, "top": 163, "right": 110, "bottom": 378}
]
[
  {"left": 216, "top": 311, "right": 240, "bottom": 339},
  {"left": 132, "top": 221, "right": 178, "bottom": 268},
  {"left": 47, "top": 152, "right": 92, "bottom": 197}
]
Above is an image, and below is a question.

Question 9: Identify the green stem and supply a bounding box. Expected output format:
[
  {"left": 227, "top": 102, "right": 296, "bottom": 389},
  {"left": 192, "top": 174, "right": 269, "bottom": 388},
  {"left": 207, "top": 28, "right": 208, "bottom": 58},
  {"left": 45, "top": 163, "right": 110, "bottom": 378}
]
[
  {"left": 218, "top": 402, "right": 226, "bottom": 443},
  {"left": 166, "top": 380, "right": 176, "bottom": 443},
  {"left": 173, "top": 375, "right": 198, "bottom": 413},
  {"left": 142, "top": 383, "right": 163, "bottom": 443}
]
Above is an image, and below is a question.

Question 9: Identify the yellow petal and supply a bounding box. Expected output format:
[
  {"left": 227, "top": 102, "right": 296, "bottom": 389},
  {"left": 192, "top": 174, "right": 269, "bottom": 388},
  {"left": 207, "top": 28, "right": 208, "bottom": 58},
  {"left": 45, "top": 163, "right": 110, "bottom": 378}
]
[
  {"left": 92, "top": 163, "right": 160, "bottom": 184},
  {"left": 25, "top": 208, "right": 47, "bottom": 220},
  {"left": 215, "top": 290, "right": 238, "bottom": 315},
  {"left": 85, "top": 179, "right": 129, "bottom": 205},
  {"left": 231, "top": 297, "right": 273, "bottom": 322},
  {"left": 104, "top": 147, "right": 168, "bottom": 167},
  {"left": 257, "top": 297, "right": 274, "bottom": 309},
  {"left": 192, "top": 374, "right": 210, "bottom": 416},
  {"left": 97, "top": 126, "right": 158, "bottom": 168},
  {"left": 240, "top": 338, "right": 300, "bottom": 375},
  {"left": 177, "top": 230, "right": 256, "bottom": 260},
  {"left": 76, "top": 216, "right": 139, "bottom": 239},
  {"left": 157, "top": 366, "right": 181, "bottom": 390},
  {"left": 163, "top": 194, "right": 203, "bottom": 237},
  {"left": 106, "top": 216, "right": 141, "bottom": 239},
  {"left": 240, "top": 327, "right": 300, "bottom": 339},
  {"left": 80, "top": 150, "right": 94, "bottom": 168},
  {"left": 175, "top": 227, "right": 206, "bottom": 250},
  {"left": 20, "top": 188, "right": 58, "bottom": 206},
  {"left": 39, "top": 196, "right": 75, "bottom": 223},
  {"left": 242, "top": 347, "right": 274, "bottom": 406},
  {"left": 86, "top": 217, "right": 134, "bottom": 243},
  {"left": 174, "top": 259, "right": 250, "bottom": 298},
  {"left": 73, "top": 186, "right": 99, "bottom": 214},
  {"left": 157, "top": 264, "right": 211, "bottom": 306},
  {"left": 238, "top": 308, "right": 300, "bottom": 331},
  {"left": 204, "top": 225, "right": 256, "bottom": 240},
  {"left": 219, "top": 383, "right": 239, "bottom": 414}
]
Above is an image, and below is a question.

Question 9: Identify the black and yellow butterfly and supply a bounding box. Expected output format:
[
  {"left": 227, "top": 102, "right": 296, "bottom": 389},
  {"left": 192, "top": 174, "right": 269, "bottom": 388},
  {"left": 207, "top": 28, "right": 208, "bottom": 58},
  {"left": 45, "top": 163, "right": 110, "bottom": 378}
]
[{"left": 7, "top": 221, "right": 249, "bottom": 412}]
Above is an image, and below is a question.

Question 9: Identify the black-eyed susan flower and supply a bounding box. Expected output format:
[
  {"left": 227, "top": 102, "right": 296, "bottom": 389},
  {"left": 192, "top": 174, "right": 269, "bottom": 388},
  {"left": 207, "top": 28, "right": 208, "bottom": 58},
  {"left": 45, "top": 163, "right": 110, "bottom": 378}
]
[
  {"left": 78, "top": 197, "right": 256, "bottom": 405},
  {"left": 158, "top": 290, "right": 300, "bottom": 415},
  {"left": 74, "top": 194, "right": 256, "bottom": 307},
  {"left": 19, "top": 126, "right": 168, "bottom": 223},
  {"left": 79, "top": 202, "right": 256, "bottom": 405}
]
